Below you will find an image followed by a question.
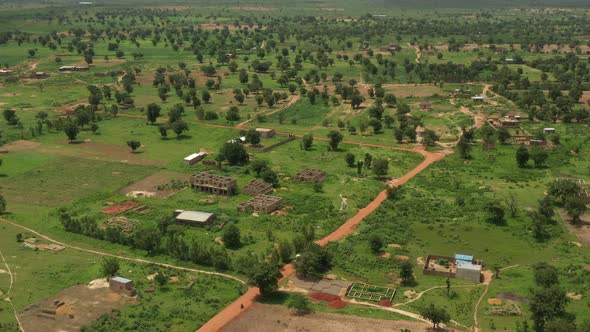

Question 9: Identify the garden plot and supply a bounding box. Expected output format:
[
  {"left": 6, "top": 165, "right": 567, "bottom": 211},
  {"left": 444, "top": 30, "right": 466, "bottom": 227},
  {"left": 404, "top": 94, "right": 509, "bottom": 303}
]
[{"left": 346, "top": 283, "right": 396, "bottom": 302}]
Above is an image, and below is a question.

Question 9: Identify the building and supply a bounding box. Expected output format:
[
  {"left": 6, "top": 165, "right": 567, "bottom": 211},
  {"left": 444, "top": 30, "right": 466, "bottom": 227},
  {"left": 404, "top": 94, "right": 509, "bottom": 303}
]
[
  {"left": 174, "top": 210, "right": 217, "bottom": 226},
  {"left": 295, "top": 168, "right": 327, "bottom": 183},
  {"left": 471, "top": 96, "right": 485, "bottom": 102},
  {"left": 59, "top": 66, "right": 89, "bottom": 72},
  {"left": 190, "top": 172, "right": 237, "bottom": 196},
  {"left": 243, "top": 179, "right": 273, "bottom": 196},
  {"left": 419, "top": 101, "right": 433, "bottom": 111},
  {"left": 0, "top": 69, "right": 14, "bottom": 76},
  {"left": 109, "top": 276, "right": 136, "bottom": 296},
  {"left": 184, "top": 152, "right": 206, "bottom": 165},
  {"left": 500, "top": 117, "right": 519, "bottom": 127},
  {"left": 237, "top": 194, "right": 282, "bottom": 214},
  {"left": 544, "top": 128, "right": 556, "bottom": 134},
  {"left": 32, "top": 72, "right": 49, "bottom": 79},
  {"left": 227, "top": 136, "right": 246, "bottom": 144},
  {"left": 256, "top": 128, "right": 275, "bottom": 138},
  {"left": 422, "top": 253, "right": 483, "bottom": 283}
]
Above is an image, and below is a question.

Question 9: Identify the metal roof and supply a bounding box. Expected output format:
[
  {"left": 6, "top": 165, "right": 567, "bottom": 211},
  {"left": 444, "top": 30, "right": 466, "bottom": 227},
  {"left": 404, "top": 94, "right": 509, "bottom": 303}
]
[
  {"left": 184, "top": 152, "right": 206, "bottom": 161},
  {"left": 455, "top": 254, "right": 473, "bottom": 262},
  {"left": 111, "top": 276, "right": 132, "bottom": 284},
  {"left": 176, "top": 210, "right": 215, "bottom": 223}
]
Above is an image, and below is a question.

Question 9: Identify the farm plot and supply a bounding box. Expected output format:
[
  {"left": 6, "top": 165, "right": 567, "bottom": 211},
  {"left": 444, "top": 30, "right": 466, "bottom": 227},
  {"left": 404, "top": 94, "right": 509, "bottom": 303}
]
[{"left": 346, "top": 283, "right": 396, "bottom": 303}]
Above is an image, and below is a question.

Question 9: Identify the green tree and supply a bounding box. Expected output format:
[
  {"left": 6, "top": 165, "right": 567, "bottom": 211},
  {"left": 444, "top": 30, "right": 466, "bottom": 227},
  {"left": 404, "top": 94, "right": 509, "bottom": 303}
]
[
  {"left": 63, "top": 121, "right": 79, "bottom": 142},
  {"left": 287, "top": 293, "right": 313, "bottom": 315},
  {"left": 458, "top": 137, "right": 471, "bottom": 159},
  {"left": 530, "top": 285, "right": 568, "bottom": 331},
  {"left": 497, "top": 127, "right": 511, "bottom": 143},
  {"left": 419, "top": 303, "right": 450, "bottom": 329},
  {"left": 530, "top": 148, "right": 549, "bottom": 168},
  {"left": 222, "top": 224, "right": 241, "bottom": 249},
  {"left": 246, "top": 128, "right": 261, "bottom": 145},
  {"left": 326, "top": 130, "right": 343, "bottom": 151},
  {"left": 126, "top": 140, "right": 141, "bottom": 152},
  {"left": 294, "top": 244, "right": 332, "bottom": 278},
  {"left": 3, "top": 110, "right": 19, "bottom": 126},
  {"left": 564, "top": 196, "right": 587, "bottom": 224},
  {"left": 146, "top": 103, "right": 161, "bottom": 125},
  {"left": 155, "top": 272, "right": 168, "bottom": 287},
  {"left": 373, "top": 159, "right": 389, "bottom": 178},
  {"left": 368, "top": 234, "right": 383, "bottom": 254},
  {"left": 170, "top": 121, "right": 189, "bottom": 138},
  {"left": 248, "top": 261, "right": 282, "bottom": 296},
  {"left": 345, "top": 153, "right": 356, "bottom": 167},
  {"left": 300, "top": 134, "right": 313, "bottom": 151},
  {"left": 100, "top": 257, "right": 120, "bottom": 279},
  {"left": 486, "top": 201, "right": 506, "bottom": 225},
  {"left": 400, "top": 261, "right": 415, "bottom": 286},
  {"left": 0, "top": 195, "right": 6, "bottom": 214},
  {"left": 421, "top": 129, "right": 439, "bottom": 146},
  {"left": 516, "top": 144, "right": 530, "bottom": 168}
]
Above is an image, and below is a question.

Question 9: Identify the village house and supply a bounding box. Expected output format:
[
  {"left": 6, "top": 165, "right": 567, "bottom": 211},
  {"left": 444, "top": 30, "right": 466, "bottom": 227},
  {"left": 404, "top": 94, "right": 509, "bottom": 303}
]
[
  {"left": 471, "top": 95, "right": 485, "bottom": 102},
  {"left": 256, "top": 128, "right": 275, "bottom": 138},
  {"left": 190, "top": 172, "right": 237, "bottom": 196},
  {"left": 500, "top": 117, "right": 519, "bottom": 128},
  {"left": 0, "top": 69, "right": 14, "bottom": 76},
  {"left": 109, "top": 276, "right": 136, "bottom": 296},
  {"left": 237, "top": 194, "right": 282, "bottom": 214},
  {"left": 243, "top": 179, "right": 274, "bottom": 196},
  {"left": 422, "top": 253, "right": 483, "bottom": 283},
  {"left": 174, "top": 210, "right": 217, "bottom": 226},
  {"left": 184, "top": 152, "right": 207, "bottom": 166},
  {"left": 544, "top": 127, "right": 556, "bottom": 134},
  {"left": 59, "top": 66, "right": 89, "bottom": 72}
]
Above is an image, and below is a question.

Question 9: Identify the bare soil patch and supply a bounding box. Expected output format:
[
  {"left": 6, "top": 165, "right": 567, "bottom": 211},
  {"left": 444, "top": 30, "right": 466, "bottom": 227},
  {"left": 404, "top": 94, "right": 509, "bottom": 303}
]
[
  {"left": 0, "top": 140, "right": 41, "bottom": 152},
  {"left": 222, "top": 303, "right": 430, "bottom": 332},
  {"left": 117, "top": 171, "right": 189, "bottom": 199},
  {"left": 382, "top": 84, "right": 444, "bottom": 98},
  {"left": 487, "top": 298, "right": 502, "bottom": 305},
  {"left": 102, "top": 200, "right": 139, "bottom": 215},
  {"left": 580, "top": 91, "right": 590, "bottom": 108},
  {"left": 230, "top": 6, "right": 274, "bottom": 11},
  {"left": 496, "top": 292, "right": 527, "bottom": 303},
  {"left": 200, "top": 23, "right": 241, "bottom": 31},
  {"left": 559, "top": 210, "right": 590, "bottom": 246},
  {"left": 19, "top": 284, "right": 137, "bottom": 332}
]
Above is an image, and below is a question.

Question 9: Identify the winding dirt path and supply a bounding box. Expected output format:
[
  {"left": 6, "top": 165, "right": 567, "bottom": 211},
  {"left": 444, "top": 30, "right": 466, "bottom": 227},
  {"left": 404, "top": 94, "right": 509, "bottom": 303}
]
[
  {"left": 408, "top": 43, "right": 421, "bottom": 64},
  {"left": 0, "top": 248, "right": 24, "bottom": 331},
  {"left": 235, "top": 94, "right": 301, "bottom": 129}
]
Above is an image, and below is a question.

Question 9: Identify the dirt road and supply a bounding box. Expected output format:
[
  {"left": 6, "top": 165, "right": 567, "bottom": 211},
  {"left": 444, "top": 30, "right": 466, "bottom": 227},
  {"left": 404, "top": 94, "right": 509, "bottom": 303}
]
[{"left": 0, "top": 248, "right": 24, "bottom": 331}]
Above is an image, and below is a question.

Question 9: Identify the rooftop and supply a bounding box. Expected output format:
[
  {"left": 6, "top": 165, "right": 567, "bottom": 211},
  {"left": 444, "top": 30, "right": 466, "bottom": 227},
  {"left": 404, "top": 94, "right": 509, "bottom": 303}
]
[
  {"left": 184, "top": 152, "right": 206, "bottom": 161},
  {"left": 176, "top": 210, "right": 215, "bottom": 222},
  {"left": 111, "top": 276, "right": 132, "bottom": 284},
  {"left": 457, "top": 262, "right": 482, "bottom": 271}
]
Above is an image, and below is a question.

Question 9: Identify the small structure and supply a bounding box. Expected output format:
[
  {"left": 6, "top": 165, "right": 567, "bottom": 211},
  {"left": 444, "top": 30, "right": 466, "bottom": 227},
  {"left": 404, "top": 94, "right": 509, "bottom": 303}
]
[
  {"left": 514, "top": 135, "right": 530, "bottom": 145},
  {"left": 0, "top": 69, "right": 14, "bottom": 76},
  {"left": 227, "top": 136, "right": 247, "bottom": 144},
  {"left": 423, "top": 253, "right": 483, "bottom": 283},
  {"left": 295, "top": 168, "right": 327, "bottom": 183},
  {"left": 190, "top": 172, "right": 237, "bottom": 196},
  {"left": 500, "top": 117, "right": 519, "bottom": 128},
  {"left": 544, "top": 127, "right": 556, "bottom": 134},
  {"left": 174, "top": 210, "right": 217, "bottom": 226},
  {"left": 237, "top": 194, "right": 282, "bottom": 214},
  {"left": 59, "top": 66, "right": 89, "bottom": 72},
  {"left": 256, "top": 128, "right": 275, "bottom": 138},
  {"left": 184, "top": 152, "right": 206, "bottom": 166},
  {"left": 471, "top": 96, "right": 485, "bottom": 102},
  {"left": 109, "top": 276, "right": 136, "bottom": 296},
  {"left": 419, "top": 101, "right": 433, "bottom": 111},
  {"left": 32, "top": 72, "right": 49, "bottom": 79},
  {"left": 243, "top": 179, "right": 273, "bottom": 196}
]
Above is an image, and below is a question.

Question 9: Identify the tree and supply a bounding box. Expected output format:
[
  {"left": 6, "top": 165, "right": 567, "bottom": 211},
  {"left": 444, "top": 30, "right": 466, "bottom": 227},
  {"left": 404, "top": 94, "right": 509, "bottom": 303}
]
[
  {"left": 564, "top": 196, "right": 587, "bottom": 224},
  {"left": 421, "top": 129, "right": 439, "bottom": 146},
  {"left": 220, "top": 142, "right": 249, "bottom": 165},
  {"left": 327, "top": 130, "right": 343, "bottom": 151},
  {"left": 127, "top": 140, "right": 141, "bottom": 152},
  {"left": 63, "top": 121, "right": 79, "bottom": 142},
  {"left": 368, "top": 235, "right": 383, "bottom": 254},
  {"left": 155, "top": 272, "right": 168, "bottom": 287},
  {"left": 287, "top": 293, "right": 313, "bottom": 315},
  {"left": 248, "top": 261, "right": 282, "bottom": 296},
  {"left": 202, "top": 90, "right": 211, "bottom": 103},
  {"left": 146, "top": 103, "right": 161, "bottom": 125},
  {"left": 0, "top": 195, "right": 6, "bottom": 214},
  {"left": 384, "top": 93, "right": 397, "bottom": 106},
  {"left": 530, "top": 285, "right": 568, "bottom": 331},
  {"left": 533, "top": 262, "right": 559, "bottom": 287},
  {"left": 223, "top": 224, "right": 241, "bottom": 249},
  {"left": 245, "top": 128, "right": 261, "bottom": 145},
  {"left": 530, "top": 148, "right": 549, "bottom": 168},
  {"left": 251, "top": 159, "right": 270, "bottom": 177},
  {"left": 301, "top": 134, "right": 313, "bottom": 150},
  {"left": 373, "top": 159, "right": 389, "bottom": 178},
  {"left": 516, "top": 144, "right": 530, "bottom": 168},
  {"left": 225, "top": 107, "right": 240, "bottom": 121},
  {"left": 260, "top": 168, "right": 279, "bottom": 187},
  {"left": 100, "top": 257, "right": 120, "bottom": 279},
  {"left": 294, "top": 244, "right": 332, "bottom": 278},
  {"left": 497, "top": 127, "right": 511, "bottom": 143},
  {"left": 400, "top": 261, "right": 415, "bottom": 286},
  {"left": 486, "top": 201, "right": 506, "bottom": 225},
  {"left": 420, "top": 304, "right": 450, "bottom": 329},
  {"left": 170, "top": 121, "right": 189, "bottom": 138},
  {"left": 548, "top": 179, "right": 581, "bottom": 206},
  {"left": 158, "top": 125, "right": 168, "bottom": 138},
  {"left": 3, "top": 110, "right": 19, "bottom": 126},
  {"left": 345, "top": 153, "right": 356, "bottom": 167}
]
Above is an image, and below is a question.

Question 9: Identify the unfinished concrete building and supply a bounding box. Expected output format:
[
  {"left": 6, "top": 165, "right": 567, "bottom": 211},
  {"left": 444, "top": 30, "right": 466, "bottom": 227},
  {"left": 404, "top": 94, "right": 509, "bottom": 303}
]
[
  {"left": 190, "top": 172, "right": 237, "bottom": 196},
  {"left": 295, "top": 168, "right": 327, "bottom": 183},
  {"left": 237, "top": 194, "right": 282, "bottom": 214},
  {"left": 109, "top": 276, "right": 136, "bottom": 296},
  {"left": 243, "top": 179, "right": 273, "bottom": 196}
]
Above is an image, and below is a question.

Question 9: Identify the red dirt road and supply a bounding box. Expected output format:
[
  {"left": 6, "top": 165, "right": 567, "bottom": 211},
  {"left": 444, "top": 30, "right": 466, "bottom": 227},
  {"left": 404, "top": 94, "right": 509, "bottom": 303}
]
[{"left": 198, "top": 147, "right": 444, "bottom": 332}]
